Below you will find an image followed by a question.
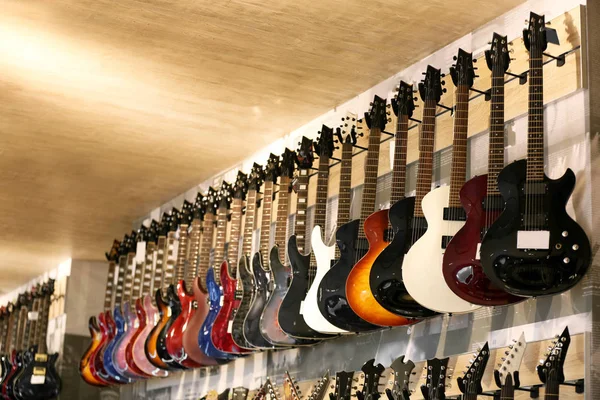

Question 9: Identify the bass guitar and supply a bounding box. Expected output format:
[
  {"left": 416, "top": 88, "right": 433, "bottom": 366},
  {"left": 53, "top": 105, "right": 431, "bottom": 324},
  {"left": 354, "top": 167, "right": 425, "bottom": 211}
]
[
  {"left": 442, "top": 34, "right": 522, "bottom": 306},
  {"left": 420, "top": 357, "right": 449, "bottom": 400},
  {"left": 387, "top": 355, "right": 415, "bottom": 400},
  {"left": 493, "top": 332, "right": 526, "bottom": 400},
  {"left": 355, "top": 358, "right": 385, "bottom": 400},
  {"left": 480, "top": 13, "right": 591, "bottom": 296},
  {"left": 368, "top": 81, "right": 437, "bottom": 319},
  {"left": 403, "top": 51, "right": 482, "bottom": 313}
]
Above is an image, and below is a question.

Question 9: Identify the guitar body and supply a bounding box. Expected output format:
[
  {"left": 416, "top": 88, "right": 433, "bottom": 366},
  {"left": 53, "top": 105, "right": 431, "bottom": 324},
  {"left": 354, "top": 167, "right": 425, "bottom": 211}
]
[
  {"left": 369, "top": 197, "right": 437, "bottom": 318},
  {"left": 243, "top": 254, "right": 277, "bottom": 349},
  {"left": 0, "top": 356, "right": 10, "bottom": 390},
  {"left": 402, "top": 186, "right": 481, "bottom": 313},
  {"left": 279, "top": 236, "right": 330, "bottom": 339},
  {"left": 102, "top": 307, "right": 132, "bottom": 383},
  {"left": 302, "top": 226, "right": 348, "bottom": 334},
  {"left": 79, "top": 316, "right": 107, "bottom": 386},
  {"left": 198, "top": 268, "right": 235, "bottom": 360},
  {"left": 181, "top": 278, "right": 219, "bottom": 366},
  {"left": 91, "top": 312, "right": 118, "bottom": 385},
  {"left": 145, "top": 290, "right": 174, "bottom": 370},
  {"left": 231, "top": 256, "right": 257, "bottom": 350},
  {"left": 127, "top": 296, "right": 168, "bottom": 377},
  {"left": 113, "top": 302, "right": 147, "bottom": 379},
  {"left": 480, "top": 160, "right": 591, "bottom": 296},
  {"left": 212, "top": 262, "right": 249, "bottom": 354},
  {"left": 346, "top": 210, "right": 413, "bottom": 327},
  {"left": 2, "top": 350, "right": 21, "bottom": 399},
  {"left": 156, "top": 286, "right": 187, "bottom": 369},
  {"left": 260, "top": 246, "right": 316, "bottom": 346},
  {"left": 442, "top": 175, "right": 522, "bottom": 305},
  {"left": 14, "top": 348, "right": 61, "bottom": 400},
  {"left": 166, "top": 281, "right": 203, "bottom": 368},
  {"left": 317, "top": 220, "right": 379, "bottom": 332}
]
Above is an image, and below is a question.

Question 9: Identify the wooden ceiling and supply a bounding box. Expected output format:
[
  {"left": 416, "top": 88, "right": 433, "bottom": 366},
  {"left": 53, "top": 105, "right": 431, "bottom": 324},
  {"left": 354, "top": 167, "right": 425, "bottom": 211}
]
[{"left": 0, "top": 0, "right": 523, "bottom": 293}]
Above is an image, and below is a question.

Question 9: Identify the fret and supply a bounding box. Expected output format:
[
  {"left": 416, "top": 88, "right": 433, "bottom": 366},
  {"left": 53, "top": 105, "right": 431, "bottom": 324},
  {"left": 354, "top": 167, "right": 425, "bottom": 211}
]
[
  {"left": 242, "top": 190, "right": 259, "bottom": 256},
  {"left": 487, "top": 61, "right": 506, "bottom": 195},
  {"left": 187, "top": 218, "right": 203, "bottom": 282},
  {"left": 390, "top": 115, "right": 409, "bottom": 203},
  {"left": 358, "top": 127, "right": 383, "bottom": 238},
  {"left": 214, "top": 205, "right": 229, "bottom": 284},
  {"left": 103, "top": 261, "right": 117, "bottom": 312},
  {"left": 175, "top": 224, "right": 190, "bottom": 282},
  {"left": 228, "top": 198, "right": 244, "bottom": 267},
  {"left": 259, "top": 181, "right": 275, "bottom": 266},
  {"left": 414, "top": 100, "right": 438, "bottom": 217},
  {"left": 526, "top": 50, "right": 545, "bottom": 181},
  {"left": 275, "top": 176, "right": 292, "bottom": 263},
  {"left": 122, "top": 252, "right": 136, "bottom": 303},
  {"left": 198, "top": 212, "right": 216, "bottom": 291},
  {"left": 448, "top": 87, "right": 470, "bottom": 207},
  {"left": 314, "top": 154, "right": 330, "bottom": 229},
  {"left": 294, "top": 170, "right": 310, "bottom": 252}
]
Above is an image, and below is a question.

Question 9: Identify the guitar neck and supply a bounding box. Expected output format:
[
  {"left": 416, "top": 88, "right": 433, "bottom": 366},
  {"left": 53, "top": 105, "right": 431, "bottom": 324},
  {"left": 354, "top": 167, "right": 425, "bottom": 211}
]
[
  {"left": 414, "top": 100, "right": 437, "bottom": 217},
  {"left": 15, "top": 305, "right": 27, "bottom": 351},
  {"left": 214, "top": 206, "right": 229, "bottom": 282},
  {"left": 499, "top": 379, "right": 515, "bottom": 400},
  {"left": 114, "top": 255, "right": 127, "bottom": 307},
  {"left": 103, "top": 261, "right": 117, "bottom": 312},
  {"left": 314, "top": 154, "right": 330, "bottom": 229},
  {"left": 294, "top": 170, "right": 310, "bottom": 253},
  {"left": 242, "top": 190, "right": 259, "bottom": 257},
  {"left": 275, "top": 177, "right": 292, "bottom": 263},
  {"left": 544, "top": 377, "right": 559, "bottom": 400},
  {"left": 37, "top": 289, "right": 51, "bottom": 354},
  {"left": 25, "top": 297, "right": 41, "bottom": 349},
  {"left": 131, "top": 242, "right": 145, "bottom": 300},
  {"left": 198, "top": 212, "right": 216, "bottom": 291},
  {"left": 448, "top": 85, "right": 470, "bottom": 208},
  {"left": 121, "top": 252, "right": 136, "bottom": 303},
  {"left": 526, "top": 45, "right": 544, "bottom": 182},
  {"left": 163, "top": 231, "right": 179, "bottom": 288},
  {"left": 153, "top": 236, "right": 167, "bottom": 301},
  {"left": 486, "top": 65, "right": 506, "bottom": 195},
  {"left": 187, "top": 219, "right": 202, "bottom": 282},
  {"left": 335, "top": 140, "right": 354, "bottom": 260},
  {"left": 175, "top": 224, "right": 190, "bottom": 282},
  {"left": 390, "top": 114, "right": 409, "bottom": 203},
  {"left": 259, "top": 181, "right": 275, "bottom": 265},
  {"left": 227, "top": 198, "right": 244, "bottom": 269},
  {"left": 358, "top": 127, "right": 382, "bottom": 238},
  {"left": 141, "top": 241, "right": 156, "bottom": 297},
  {"left": 4, "top": 306, "right": 15, "bottom": 353}
]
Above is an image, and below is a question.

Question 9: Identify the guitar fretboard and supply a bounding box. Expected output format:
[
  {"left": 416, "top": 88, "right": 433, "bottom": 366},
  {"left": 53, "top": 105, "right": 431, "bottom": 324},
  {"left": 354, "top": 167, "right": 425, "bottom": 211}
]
[
  {"left": 114, "top": 255, "right": 127, "bottom": 307},
  {"left": 448, "top": 85, "right": 470, "bottom": 208},
  {"left": 175, "top": 224, "right": 190, "bottom": 282},
  {"left": 499, "top": 375, "right": 515, "bottom": 400},
  {"left": 163, "top": 232, "right": 178, "bottom": 288},
  {"left": 198, "top": 212, "right": 216, "bottom": 291},
  {"left": 259, "top": 181, "right": 274, "bottom": 265},
  {"left": 37, "top": 289, "right": 51, "bottom": 354},
  {"left": 358, "top": 127, "right": 383, "bottom": 238},
  {"left": 390, "top": 114, "right": 409, "bottom": 203},
  {"left": 314, "top": 154, "right": 330, "bottom": 229},
  {"left": 227, "top": 198, "right": 244, "bottom": 270},
  {"left": 214, "top": 206, "right": 229, "bottom": 283},
  {"left": 242, "top": 190, "right": 259, "bottom": 256},
  {"left": 24, "top": 297, "right": 39, "bottom": 348},
  {"left": 153, "top": 236, "right": 167, "bottom": 301},
  {"left": 414, "top": 99, "right": 437, "bottom": 217},
  {"left": 142, "top": 241, "right": 156, "bottom": 297},
  {"left": 122, "top": 252, "right": 136, "bottom": 303},
  {"left": 335, "top": 140, "right": 354, "bottom": 260},
  {"left": 15, "top": 305, "right": 27, "bottom": 351},
  {"left": 294, "top": 170, "right": 310, "bottom": 254},
  {"left": 487, "top": 61, "right": 507, "bottom": 196},
  {"left": 132, "top": 242, "right": 145, "bottom": 300},
  {"left": 187, "top": 219, "right": 203, "bottom": 282},
  {"left": 103, "top": 261, "right": 117, "bottom": 312},
  {"left": 527, "top": 52, "right": 544, "bottom": 181}
]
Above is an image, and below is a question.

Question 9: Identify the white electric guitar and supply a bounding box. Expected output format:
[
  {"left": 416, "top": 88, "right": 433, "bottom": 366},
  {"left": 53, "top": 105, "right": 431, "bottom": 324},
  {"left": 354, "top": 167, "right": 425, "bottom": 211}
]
[
  {"left": 402, "top": 55, "right": 480, "bottom": 313},
  {"left": 494, "top": 332, "right": 527, "bottom": 396},
  {"left": 302, "top": 114, "right": 358, "bottom": 334}
]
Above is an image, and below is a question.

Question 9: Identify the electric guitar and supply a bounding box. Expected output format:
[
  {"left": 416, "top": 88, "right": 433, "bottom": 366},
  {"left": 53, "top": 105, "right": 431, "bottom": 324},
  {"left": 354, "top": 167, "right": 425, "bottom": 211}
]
[
  {"left": 402, "top": 52, "right": 481, "bottom": 313},
  {"left": 245, "top": 154, "right": 281, "bottom": 349},
  {"left": 331, "top": 370, "right": 354, "bottom": 400},
  {"left": 80, "top": 239, "right": 119, "bottom": 386},
  {"left": 260, "top": 149, "right": 315, "bottom": 346},
  {"left": 457, "top": 343, "right": 489, "bottom": 400},
  {"left": 2, "top": 293, "right": 30, "bottom": 400},
  {"left": 306, "top": 370, "right": 329, "bottom": 400},
  {"left": 212, "top": 172, "right": 252, "bottom": 354},
  {"left": 15, "top": 281, "right": 61, "bottom": 400},
  {"left": 279, "top": 136, "right": 333, "bottom": 339},
  {"left": 420, "top": 357, "right": 449, "bottom": 400},
  {"left": 480, "top": 13, "right": 591, "bottom": 296},
  {"left": 538, "top": 327, "right": 571, "bottom": 400},
  {"left": 302, "top": 125, "right": 349, "bottom": 335},
  {"left": 199, "top": 182, "right": 237, "bottom": 360},
  {"left": 386, "top": 355, "right": 414, "bottom": 400},
  {"left": 355, "top": 359, "right": 385, "bottom": 400},
  {"left": 344, "top": 95, "right": 410, "bottom": 328},
  {"left": 231, "top": 163, "right": 265, "bottom": 350},
  {"left": 442, "top": 34, "right": 522, "bottom": 306},
  {"left": 493, "top": 332, "right": 527, "bottom": 400},
  {"left": 368, "top": 82, "right": 437, "bottom": 319}
]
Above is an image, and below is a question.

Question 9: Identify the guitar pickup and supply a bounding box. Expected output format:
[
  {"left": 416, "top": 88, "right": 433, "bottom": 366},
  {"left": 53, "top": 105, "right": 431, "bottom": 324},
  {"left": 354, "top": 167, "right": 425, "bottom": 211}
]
[
  {"left": 443, "top": 207, "right": 466, "bottom": 221},
  {"left": 524, "top": 181, "right": 548, "bottom": 195},
  {"left": 441, "top": 236, "right": 453, "bottom": 249},
  {"left": 481, "top": 195, "right": 504, "bottom": 211}
]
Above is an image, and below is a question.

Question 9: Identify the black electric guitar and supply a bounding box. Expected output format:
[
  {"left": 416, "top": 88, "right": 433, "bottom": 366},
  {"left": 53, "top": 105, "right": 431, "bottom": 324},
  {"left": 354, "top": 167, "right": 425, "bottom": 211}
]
[
  {"left": 420, "top": 357, "right": 450, "bottom": 400},
  {"left": 306, "top": 371, "right": 330, "bottom": 400},
  {"left": 494, "top": 332, "right": 527, "bottom": 400},
  {"left": 538, "top": 327, "right": 571, "bottom": 400},
  {"left": 355, "top": 359, "right": 385, "bottom": 400},
  {"left": 330, "top": 370, "right": 354, "bottom": 400},
  {"left": 386, "top": 355, "right": 415, "bottom": 400},
  {"left": 279, "top": 136, "right": 332, "bottom": 339},
  {"left": 15, "top": 280, "right": 61, "bottom": 400},
  {"left": 480, "top": 12, "right": 591, "bottom": 296},
  {"left": 457, "top": 343, "right": 490, "bottom": 400}
]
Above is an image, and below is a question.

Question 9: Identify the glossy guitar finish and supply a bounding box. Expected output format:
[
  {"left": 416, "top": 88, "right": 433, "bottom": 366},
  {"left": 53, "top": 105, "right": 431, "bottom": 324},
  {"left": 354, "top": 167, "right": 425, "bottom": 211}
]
[
  {"left": 155, "top": 285, "right": 187, "bottom": 369},
  {"left": 145, "top": 290, "right": 174, "bottom": 370},
  {"left": 231, "top": 256, "right": 256, "bottom": 350},
  {"left": 346, "top": 210, "right": 414, "bottom": 327},
  {"left": 113, "top": 302, "right": 147, "bottom": 379},
  {"left": 212, "top": 261, "right": 250, "bottom": 354},
  {"left": 0, "top": 356, "right": 10, "bottom": 394},
  {"left": 199, "top": 268, "right": 235, "bottom": 360},
  {"left": 480, "top": 162, "right": 591, "bottom": 296},
  {"left": 91, "top": 312, "right": 119, "bottom": 385},
  {"left": 442, "top": 176, "right": 522, "bottom": 305},
  {"left": 2, "top": 350, "right": 21, "bottom": 399},
  {"left": 14, "top": 348, "right": 61, "bottom": 400},
  {"left": 79, "top": 316, "right": 107, "bottom": 386},
  {"left": 102, "top": 306, "right": 132, "bottom": 383},
  {"left": 369, "top": 197, "right": 437, "bottom": 318}
]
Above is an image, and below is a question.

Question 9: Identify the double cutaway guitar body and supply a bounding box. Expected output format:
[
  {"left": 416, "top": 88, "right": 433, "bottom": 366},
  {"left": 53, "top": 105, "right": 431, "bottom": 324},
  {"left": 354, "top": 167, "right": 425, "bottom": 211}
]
[
  {"left": 113, "top": 302, "right": 146, "bottom": 379},
  {"left": 279, "top": 236, "right": 331, "bottom": 340},
  {"left": 14, "top": 347, "right": 61, "bottom": 400},
  {"left": 480, "top": 161, "right": 591, "bottom": 296},
  {"left": 442, "top": 175, "right": 522, "bottom": 305},
  {"left": 243, "top": 253, "right": 277, "bottom": 349},
  {"left": 102, "top": 307, "right": 131, "bottom": 383},
  {"left": 156, "top": 286, "right": 187, "bottom": 369},
  {"left": 369, "top": 197, "right": 437, "bottom": 318},
  {"left": 346, "top": 210, "right": 413, "bottom": 327},
  {"left": 182, "top": 278, "right": 219, "bottom": 366},
  {"left": 317, "top": 220, "right": 379, "bottom": 333},
  {"left": 80, "top": 316, "right": 106, "bottom": 386},
  {"left": 231, "top": 256, "right": 256, "bottom": 350},
  {"left": 91, "top": 312, "right": 118, "bottom": 385},
  {"left": 212, "top": 262, "right": 250, "bottom": 354},
  {"left": 260, "top": 246, "right": 315, "bottom": 346},
  {"left": 198, "top": 268, "right": 234, "bottom": 360},
  {"left": 145, "top": 289, "right": 182, "bottom": 371},
  {"left": 2, "top": 350, "right": 22, "bottom": 399},
  {"left": 166, "top": 281, "right": 203, "bottom": 368}
]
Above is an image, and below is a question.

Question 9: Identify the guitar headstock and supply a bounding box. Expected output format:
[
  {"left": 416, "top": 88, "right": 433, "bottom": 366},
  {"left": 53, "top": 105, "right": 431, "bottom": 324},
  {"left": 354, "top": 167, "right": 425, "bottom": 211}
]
[
  {"left": 389, "top": 355, "right": 416, "bottom": 400},
  {"left": 337, "top": 112, "right": 359, "bottom": 146},
  {"left": 45, "top": 278, "right": 56, "bottom": 296},
  {"left": 364, "top": 95, "right": 388, "bottom": 131},
  {"left": 420, "top": 357, "right": 450, "bottom": 400},
  {"left": 280, "top": 148, "right": 296, "bottom": 179},
  {"left": 192, "top": 192, "right": 207, "bottom": 220},
  {"left": 105, "top": 239, "right": 121, "bottom": 262},
  {"left": 204, "top": 187, "right": 219, "bottom": 215},
  {"left": 418, "top": 65, "right": 444, "bottom": 104},
  {"left": 296, "top": 136, "right": 315, "bottom": 170},
  {"left": 217, "top": 181, "right": 233, "bottom": 210},
  {"left": 450, "top": 48, "right": 476, "bottom": 88},
  {"left": 147, "top": 219, "right": 158, "bottom": 242},
  {"left": 457, "top": 343, "right": 490, "bottom": 396},
  {"left": 524, "top": 12, "right": 548, "bottom": 54},
  {"left": 314, "top": 125, "right": 335, "bottom": 159},
  {"left": 485, "top": 32, "right": 511, "bottom": 75},
  {"left": 232, "top": 171, "right": 249, "bottom": 200},
  {"left": 333, "top": 371, "right": 355, "bottom": 400},
  {"left": 218, "top": 389, "right": 231, "bottom": 400},
  {"left": 136, "top": 224, "right": 148, "bottom": 243},
  {"left": 307, "top": 370, "right": 330, "bottom": 400},
  {"left": 157, "top": 212, "right": 171, "bottom": 236},
  {"left": 357, "top": 359, "right": 385, "bottom": 400},
  {"left": 537, "top": 327, "right": 571, "bottom": 385},
  {"left": 265, "top": 378, "right": 280, "bottom": 400},
  {"left": 179, "top": 199, "right": 194, "bottom": 225},
  {"left": 284, "top": 371, "right": 302, "bottom": 400},
  {"left": 391, "top": 81, "right": 416, "bottom": 119},
  {"left": 232, "top": 387, "right": 249, "bottom": 400},
  {"left": 118, "top": 234, "right": 130, "bottom": 257},
  {"left": 168, "top": 208, "right": 180, "bottom": 232},
  {"left": 494, "top": 332, "right": 526, "bottom": 389},
  {"left": 248, "top": 162, "right": 266, "bottom": 191},
  {"left": 265, "top": 153, "right": 281, "bottom": 184}
]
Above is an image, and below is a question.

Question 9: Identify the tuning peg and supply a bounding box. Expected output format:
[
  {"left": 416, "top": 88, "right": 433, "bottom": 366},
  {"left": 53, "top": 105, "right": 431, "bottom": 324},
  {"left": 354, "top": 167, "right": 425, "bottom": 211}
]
[
  {"left": 369, "top": 102, "right": 374, "bottom": 106},
  {"left": 441, "top": 80, "right": 446, "bottom": 86},
  {"left": 387, "top": 118, "right": 392, "bottom": 122},
  {"left": 473, "top": 58, "right": 477, "bottom": 63},
  {"left": 546, "top": 21, "right": 552, "bottom": 25},
  {"left": 440, "top": 73, "right": 445, "bottom": 77},
  {"left": 442, "top": 88, "right": 447, "bottom": 93},
  {"left": 452, "top": 55, "right": 457, "bottom": 61}
]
